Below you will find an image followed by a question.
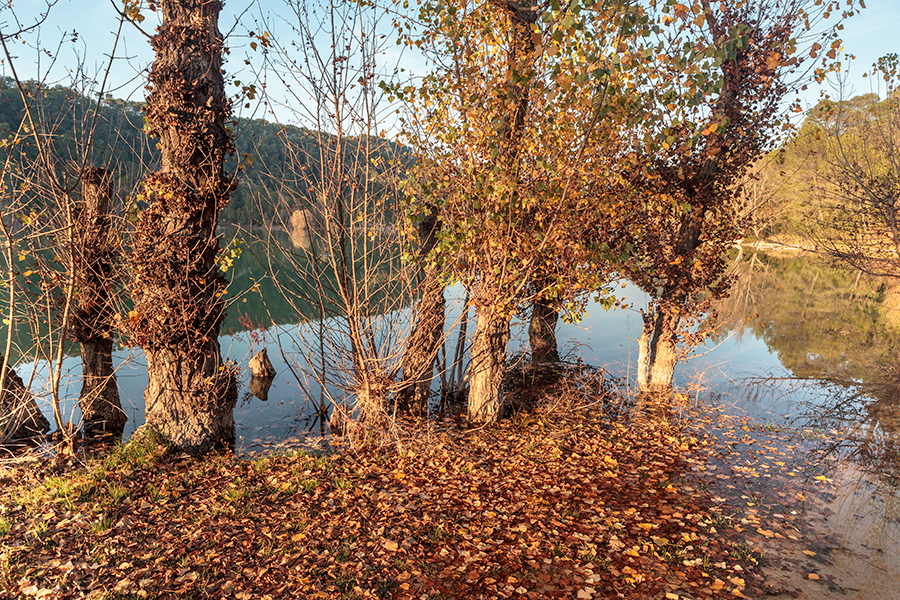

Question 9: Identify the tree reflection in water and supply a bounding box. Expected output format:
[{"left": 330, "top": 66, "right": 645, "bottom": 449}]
[{"left": 711, "top": 248, "right": 900, "bottom": 595}]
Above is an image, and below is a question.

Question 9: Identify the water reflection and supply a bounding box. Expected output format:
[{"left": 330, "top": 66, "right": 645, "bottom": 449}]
[
  {"left": 709, "top": 249, "right": 900, "bottom": 599},
  {"left": 716, "top": 249, "right": 900, "bottom": 473}
]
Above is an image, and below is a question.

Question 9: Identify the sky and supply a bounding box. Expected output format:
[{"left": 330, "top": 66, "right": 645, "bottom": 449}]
[{"left": 0, "top": 0, "right": 896, "bottom": 128}]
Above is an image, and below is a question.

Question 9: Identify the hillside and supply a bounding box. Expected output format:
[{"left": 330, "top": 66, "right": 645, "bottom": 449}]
[{"left": 0, "top": 78, "right": 408, "bottom": 228}]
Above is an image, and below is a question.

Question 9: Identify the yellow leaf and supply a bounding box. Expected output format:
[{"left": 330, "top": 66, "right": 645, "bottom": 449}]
[
  {"left": 802, "top": 550, "right": 817, "bottom": 556},
  {"left": 808, "top": 573, "right": 819, "bottom": 580}
]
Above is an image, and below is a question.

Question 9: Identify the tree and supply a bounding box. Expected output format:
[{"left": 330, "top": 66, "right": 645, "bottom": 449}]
[
  {"left": 621, "top": 0, "right": 857, "bottom": 395},
  {"left": 243, "top": 0, "right": 417, "bottom": 436},
  {"left": 125, "top": 0, "right": 238, "bottom": 455},
  {"left": 0, "top": 3, "right": 133, "bottom": 448},
  {"left": 809, "top": 54, "right": 900, "bottom": 279},
  {"left": 71, "top": 167, "right": 125, "bottom": 438},
  {"left": 398, "top": 0, "right": 651, "bottom": 423}
]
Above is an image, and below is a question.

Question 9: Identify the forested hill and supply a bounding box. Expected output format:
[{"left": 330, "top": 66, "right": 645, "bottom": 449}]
[
  {"left": 0, "top": 78, "right": 407, "bottom": 227},
  {"left": 754, "top": 90, "right": 899, "bottom": 244}
]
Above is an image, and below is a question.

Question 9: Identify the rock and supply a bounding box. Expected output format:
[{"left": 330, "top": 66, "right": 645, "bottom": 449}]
[
  {"left": 248, "top": 348, "right": 276, "bottom": 379},
  {"left": 249, "top": 376, "right": 274, "bottom": 401},
  {"left": 289, "top": 209, "right": 314, "bottom": 251}
]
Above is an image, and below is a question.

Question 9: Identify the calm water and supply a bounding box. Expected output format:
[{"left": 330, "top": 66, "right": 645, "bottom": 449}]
[{"left": 12, "top": 248, "right": 900, "bottom": 597}]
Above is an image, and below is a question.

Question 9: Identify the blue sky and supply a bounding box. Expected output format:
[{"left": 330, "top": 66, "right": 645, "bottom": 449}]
[{"left": 0, "top": 0, "right": 896, "bottom": 124}]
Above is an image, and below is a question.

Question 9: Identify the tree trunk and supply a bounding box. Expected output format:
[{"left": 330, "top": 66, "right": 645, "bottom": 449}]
[
  {"left": 638, "top": 305, "right": 680, "bottom": 394},
  {"left": 0, "top": 359, "right": 50, "bottom": 442},
  {"left": 72, "top": 167, "right": 124, "bottom": 438},
  {"left": 528, "top": 297, "right": 559, "bottom": 363},
  {"left": 467, "top": 307, "right": 511, "bottom": 424},
  {"left": 398, "top": 212, "right": 445, "bottom": 416},
  {"left": 637, "top": 309, "right": 652, "bottom": 390},
  {"left": 127, "top": 0, "right": 237, "bottom": 456}
]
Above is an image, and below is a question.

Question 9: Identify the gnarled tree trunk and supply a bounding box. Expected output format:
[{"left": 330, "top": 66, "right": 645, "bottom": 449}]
[
  {"left": 398, "top": 212, "right": 445, "bottom": 416},
  {"left": 71, "top": 167, "right": 125, "bottom": 438},
  {"left": 467, "top": 307, "right": 511, "bottom": 424},
  {"left": 127, "top": 0, "right": 237, "bottom": 455}
]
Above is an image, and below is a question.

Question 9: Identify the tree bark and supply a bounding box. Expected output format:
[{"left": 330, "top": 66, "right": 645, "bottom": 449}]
[
  {"left": 528, "top": 297, "right": 559, "bottom": 363},
  {"left": 467, "top": 307, "right": 511, "bottom": 424},
  {"left": 638, "top": 305, "right": 680, "bottom": 394},
  {"left": 71, "top": 167, "right": 125, "bottom": 438},
  {"left": 398, "top": 212, "right": 445, "bottom": 416},
  {"left": 127, "top": 0, "right": 237, "bottom": 455},
  {"left": 647, "top": 308, "right": 679, "bottom": 392},
  {"left": 0, "top": 359, "right": 50, "bottom": 442}
]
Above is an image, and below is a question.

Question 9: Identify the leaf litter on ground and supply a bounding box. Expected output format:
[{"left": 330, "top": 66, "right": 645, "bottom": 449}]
[{"left": 0, "top": 387, "right": 858, "bottom": 600}]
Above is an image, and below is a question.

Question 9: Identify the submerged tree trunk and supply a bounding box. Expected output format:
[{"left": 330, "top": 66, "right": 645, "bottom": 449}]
[
  {"left": 637, "top": 309, "right": 652, "bottom": 390},
  {"left": 0, "top": 359, "right": 50, "bottom": 442},
  {"left": 638, "top": 304, "right": 680, "bottom": 394},
  {"left": 71, "top": 168, "right": 124, "bottom": 438},
  {"left": 528, "top": 297, "right": 559, "bottom": 363},
  {"left": 467, "top": 307, "right": 511, "bottom": 424},
  {"left": 398, "top": 212, "right": 445, "bottom": 416},
  {"left": 127, "top": 0, "right": 237, "bottom": 455}
]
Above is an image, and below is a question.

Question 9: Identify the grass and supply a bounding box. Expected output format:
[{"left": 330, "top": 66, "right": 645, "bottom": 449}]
[
  {"left": 107, "top": 482, "right": 130, "bottom": 504},
  {"left": 88, "top": 516, "right": 112, "bottom": 534},
  {"left": 730, "top": 540, "right": 763, "bottom": 563},
  {"left": 300, "top": 478, "right": 319, "bottom": 494}
]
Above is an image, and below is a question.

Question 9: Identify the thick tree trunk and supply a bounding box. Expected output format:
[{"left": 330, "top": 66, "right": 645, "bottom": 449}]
[
  {"left": 528, "top": 298, "right": 559, "bottom": 363},
  {"left": 467, "top": 307, "right": 511, "bottom": 424},
  {"left": 638, "top": 305, "right": 680, "bottom": 394},
  {"left": 398, "top": 212, "right": 445, "bottom": 416},
  {"left": 0, "top": 359, "right": 50, "bottom": 442},
  {"left": 127, "top": 0, "right": 237, "bottom": 455},
  {"left": 72, "top": 167, "right": 124, "bottom": 438},
  {"left": 463, "top": 0, "right": 536, "bottom": 425},
  {"left": 647, "top": 310, "right": 679, "bottom": 392}
]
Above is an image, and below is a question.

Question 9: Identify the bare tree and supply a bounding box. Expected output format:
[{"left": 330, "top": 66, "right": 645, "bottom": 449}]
[
  {"left": 0, "top": 2, "right": 132, "bottom": 450},
  {"left": 71, "top": 167, "right": 125, "bottom": 438},
  {"left": 810, "top": 55, "right": 900, "bottom": 279},
  {"left": 243, "top": 0, "right": 424, "bottom": 437}
]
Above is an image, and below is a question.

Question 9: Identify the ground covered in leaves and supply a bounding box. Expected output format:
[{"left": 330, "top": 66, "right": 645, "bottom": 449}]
[{"left": 1, "top": 394, "right": 830, "bottom": 600}]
